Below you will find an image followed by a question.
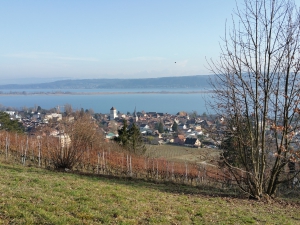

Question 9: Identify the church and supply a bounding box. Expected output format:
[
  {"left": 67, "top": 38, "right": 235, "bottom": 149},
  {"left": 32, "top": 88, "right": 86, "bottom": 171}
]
[{"left": 109, "top": 107, "right": 117, "bottom": 121}]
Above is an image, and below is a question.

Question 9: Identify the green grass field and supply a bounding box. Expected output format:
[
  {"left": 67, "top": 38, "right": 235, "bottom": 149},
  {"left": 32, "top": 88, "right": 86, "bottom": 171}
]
[{"left": 0, "top": 159, "right": 299, "bottom": 224}]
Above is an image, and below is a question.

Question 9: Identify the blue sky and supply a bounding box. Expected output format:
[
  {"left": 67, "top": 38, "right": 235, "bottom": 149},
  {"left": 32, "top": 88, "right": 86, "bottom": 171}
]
[{"left": 1, "top": 0, "right": 298, "bottom": 84}]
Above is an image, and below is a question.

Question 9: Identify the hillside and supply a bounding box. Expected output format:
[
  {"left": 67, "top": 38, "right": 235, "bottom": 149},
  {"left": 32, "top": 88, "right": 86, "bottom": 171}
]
[
  {"left": 0, "top": 75, "right": 212, "bottom": 89},
  {"left": 0, "top": 160, "right": 299, "bottom": 224}
]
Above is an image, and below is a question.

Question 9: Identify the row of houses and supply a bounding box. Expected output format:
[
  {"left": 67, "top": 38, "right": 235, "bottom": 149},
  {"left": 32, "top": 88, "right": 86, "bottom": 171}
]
[{"left": 104, "top": 107, "right": 220, "bottom": 148}]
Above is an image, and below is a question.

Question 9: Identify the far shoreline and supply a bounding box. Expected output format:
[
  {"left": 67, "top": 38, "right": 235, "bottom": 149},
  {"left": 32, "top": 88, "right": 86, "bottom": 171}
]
[{"left": 0, "top": 90, "right": 212, "bottom": 96}]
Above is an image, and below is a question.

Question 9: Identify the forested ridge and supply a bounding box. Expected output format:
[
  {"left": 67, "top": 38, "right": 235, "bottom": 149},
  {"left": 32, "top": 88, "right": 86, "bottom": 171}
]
[{"left": 0, "top": 75, "right": 212, "bottom": 89}]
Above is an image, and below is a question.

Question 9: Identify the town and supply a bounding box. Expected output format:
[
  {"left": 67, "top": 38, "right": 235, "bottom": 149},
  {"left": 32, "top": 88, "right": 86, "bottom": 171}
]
[{"left": 2, "top": 105, "right": 222, "bottom": 149}]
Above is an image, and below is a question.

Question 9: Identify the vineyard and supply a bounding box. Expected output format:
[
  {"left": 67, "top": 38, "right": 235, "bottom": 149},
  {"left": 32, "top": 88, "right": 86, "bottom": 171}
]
[
  {"left": 0, "top": 131, "right": 299, "bottom": 196},
  {"left": 145, "top": 144, "right": 220, "bottom": 163}
]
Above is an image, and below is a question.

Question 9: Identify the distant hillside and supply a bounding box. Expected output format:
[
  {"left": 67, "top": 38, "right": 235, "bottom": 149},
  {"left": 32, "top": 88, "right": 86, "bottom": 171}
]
[{"left": 0, "top": 75, "right": 213, "bottom": 89}]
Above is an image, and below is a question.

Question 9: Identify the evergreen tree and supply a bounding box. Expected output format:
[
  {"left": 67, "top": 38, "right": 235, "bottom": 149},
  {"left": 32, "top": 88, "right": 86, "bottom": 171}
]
[
  {"left": 0, "top": 112, "right": 24, "bottom": 133},
  {"left": 158, "top": 122, "right": 164, "bottom": 133},
  {"left": 172, "top": 121, "right": 178, "bottom": 132},
  {"left": 114, "top": 119, "right": 129, "bottom": 149},
  {"left": 128, "top": 123, "right": 146, "bottom": 155},
  {"left": 114, "top": 120, "right": 146, "bottom": 155}
]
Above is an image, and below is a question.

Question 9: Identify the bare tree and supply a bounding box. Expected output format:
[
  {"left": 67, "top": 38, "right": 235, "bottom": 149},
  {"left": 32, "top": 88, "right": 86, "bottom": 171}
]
[
  {"left": 64, "top": 103, "right": 73, "bottom": 116},
  {"left": 46, "top": 111, "right": 103, "bottom": 169},
  {"left": 208, "top": 0, "right": 300, "bottom": 199},
  {"left": 87, "top": 108, "right": 94, "bottom": 115}
]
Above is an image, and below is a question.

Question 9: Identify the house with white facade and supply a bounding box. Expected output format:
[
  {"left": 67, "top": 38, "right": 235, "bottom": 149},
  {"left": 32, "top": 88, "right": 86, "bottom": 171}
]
[{"left": 45, "top": 113, "right": 62, "bottom": 121}]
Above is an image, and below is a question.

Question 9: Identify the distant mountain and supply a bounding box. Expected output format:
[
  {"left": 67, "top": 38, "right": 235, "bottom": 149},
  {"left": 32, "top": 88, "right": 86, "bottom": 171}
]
[{"left": 0, "top": 75, "right": 213, "bottom": 89}]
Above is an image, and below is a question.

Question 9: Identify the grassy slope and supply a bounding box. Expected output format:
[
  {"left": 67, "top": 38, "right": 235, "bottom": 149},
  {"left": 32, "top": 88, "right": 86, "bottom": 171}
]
[{"left": 0, "top": 161, "right": 299, "bottom": 225}]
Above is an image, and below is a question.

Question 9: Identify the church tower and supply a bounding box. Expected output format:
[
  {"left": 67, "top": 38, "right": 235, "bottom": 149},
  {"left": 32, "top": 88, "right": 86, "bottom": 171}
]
[
  {"left": 133, "top": 106, "right": 138, "bottom": 122},
  {"left": 110, "top": 107, "right": 117, "bottom": 121}
]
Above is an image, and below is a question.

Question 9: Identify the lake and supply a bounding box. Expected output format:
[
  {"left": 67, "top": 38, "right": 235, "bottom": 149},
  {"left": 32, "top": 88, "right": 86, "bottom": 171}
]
[{"left": 0, "top": 89, "right": 212, "bottom": 115}]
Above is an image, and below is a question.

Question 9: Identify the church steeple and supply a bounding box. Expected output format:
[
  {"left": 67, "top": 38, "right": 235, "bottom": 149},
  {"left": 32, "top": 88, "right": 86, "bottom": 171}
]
[
  {"left": 133, "top": 106, "right": 138, "bottom": 122},
  {"left": 110, "top": 106, "right": 117, "bottom": 121}
]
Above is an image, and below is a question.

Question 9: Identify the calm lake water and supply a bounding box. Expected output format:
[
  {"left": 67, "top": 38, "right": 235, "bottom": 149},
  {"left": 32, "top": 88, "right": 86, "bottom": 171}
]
[{"left": 0, "top": 89, "right": 212, "bottom": 115}]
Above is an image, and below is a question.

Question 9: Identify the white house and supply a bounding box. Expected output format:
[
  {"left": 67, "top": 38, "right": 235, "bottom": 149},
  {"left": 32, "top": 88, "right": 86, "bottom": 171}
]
[
  {"left": 4, "top": 111, "right": 15, "bottom": 116},
  {"left": 139, "top": 124, "right": 150, "bottom": 131},
  {"left": 45, "top": 113, "right": 62, "bottom": 121}
]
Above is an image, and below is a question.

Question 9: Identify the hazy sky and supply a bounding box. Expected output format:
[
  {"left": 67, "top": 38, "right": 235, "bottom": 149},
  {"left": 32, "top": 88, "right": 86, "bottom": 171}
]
[{"left": 1, "top": 0, "right": 299, "bottom": 84}]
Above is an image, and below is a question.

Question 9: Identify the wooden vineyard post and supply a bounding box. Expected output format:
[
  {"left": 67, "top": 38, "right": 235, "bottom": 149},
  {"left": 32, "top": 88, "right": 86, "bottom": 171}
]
[
  {"left": 197, "top": 170, "right": 200, "bottom": 186},
  {"left": 97, "top": 152, "right": 100, "bottom": 174},
  {"left": 166, "top": 161, "right": 169, "bottom": 181},
  {"left": 21, "top": 144, "right": 24, "bottom": 165},
  {"left": 31, "top": 138, "right": 34, "bottom": 162},
  {"left": 156, "top": 160, "right": 158, "bottom": 180},
  {"left": 99, "top": 152, "right": 102, "bottom": 174},
  {"left": 185, "top": 162, "right": 188, "bottom": 183},
  {"left": 121, "top": 154, "right": 124, "bottom": 175},
  {"left": 102, "top": 151, "right": 105, "bottom": 174},
  {"left": 38, "top": 139, "right": 41, "bottom": 167},
  {"left": 15, "top": 133, "right": 18, "bottom": 154},
  {"left": 23, "top": 136, "right": 28, "bottom": 166},
  {"left": 171, "top": 162, "right": 174, "bottom": 180},
  {"left": 204, "top": 165, "right": 207, "bottom": 185},
  {"left": 126, "top": 154, "right": 129, "bottom": 175},
  {"left": 5, "top": 134, "right": 9, "bottom": 161},
  {"left": 144, "top": 157, "right": 147, "bottom": 178},
  {"left": 223, "top": 167, "right": 226, "bottom": 189},
  {"left": 152, "top": 159, "right": 155, "bottom": 179},
  {"left": 129, "top": 155, "right": 132, "bottom": 177}
]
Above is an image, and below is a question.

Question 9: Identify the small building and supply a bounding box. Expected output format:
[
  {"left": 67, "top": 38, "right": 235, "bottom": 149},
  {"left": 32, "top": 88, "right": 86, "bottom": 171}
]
[
  {"left": 139, "top": 124, "right": 150, "bottom": 131},
  {"left": 178, "top": 124, "right": 188, "bottom": 130},
  {"left": 4, "top": 111, "right": 15, "bottom": 116},
  {"left": 174, "top": 135, "right": 186, "bottom": 145},
  {"left": 184, "top": 137, "right": 201, "bottom": 148},
  {"left": 105, "top": 132, "right": 118, "bottom": 139},
  {"left": 45, "top": 113, "right": 62, "bottom": 121}
]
